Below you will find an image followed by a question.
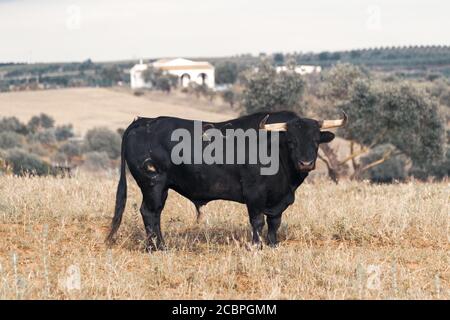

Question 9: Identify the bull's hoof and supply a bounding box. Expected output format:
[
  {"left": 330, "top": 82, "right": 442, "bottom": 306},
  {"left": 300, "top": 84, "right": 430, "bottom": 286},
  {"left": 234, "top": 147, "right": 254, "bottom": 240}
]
[
  {"left": 246, "top": 241, "right": 263, "bottom": 251},
  {"left": 144, "top": 241, "right": 167, "bottom": 253},
  {"left": 145, "top": 246, "right": 167, "bottom": 253},
  {"left": 266, "top": 241, "right": 279, "bottom": 248}
]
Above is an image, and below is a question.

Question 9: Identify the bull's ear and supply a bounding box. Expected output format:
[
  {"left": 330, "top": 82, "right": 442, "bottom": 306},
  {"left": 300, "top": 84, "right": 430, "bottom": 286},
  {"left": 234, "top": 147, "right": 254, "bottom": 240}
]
[{"left": 320, "top": 131, "right": 335, "bottom": 144}]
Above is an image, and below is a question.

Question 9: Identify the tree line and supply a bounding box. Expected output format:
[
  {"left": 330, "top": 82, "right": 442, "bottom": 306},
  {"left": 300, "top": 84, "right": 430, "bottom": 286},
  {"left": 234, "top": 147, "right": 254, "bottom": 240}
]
[{"left": 2, "top": 45, "right": 450, "bottom": 92}]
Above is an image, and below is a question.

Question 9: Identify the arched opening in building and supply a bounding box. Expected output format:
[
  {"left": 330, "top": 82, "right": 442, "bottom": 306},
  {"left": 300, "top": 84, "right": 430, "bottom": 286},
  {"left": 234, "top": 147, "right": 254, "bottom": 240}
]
[
  {"left": 180, "top": 73, "right": 191, "bottom": 87},
  {"left": 197, "top": 73, "right": 207, "bottom": 86}
]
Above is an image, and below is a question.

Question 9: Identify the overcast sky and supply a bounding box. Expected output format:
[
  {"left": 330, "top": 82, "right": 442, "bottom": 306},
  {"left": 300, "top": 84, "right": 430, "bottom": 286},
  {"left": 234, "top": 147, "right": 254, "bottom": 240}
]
[{"left": 0, "top": 0, "right": 449, "bottom": 63}]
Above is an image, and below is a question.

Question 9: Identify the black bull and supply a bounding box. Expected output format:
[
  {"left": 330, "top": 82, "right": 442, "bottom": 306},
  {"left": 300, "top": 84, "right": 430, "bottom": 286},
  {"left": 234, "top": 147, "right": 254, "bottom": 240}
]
[{"left": 107, "top": 111, "right": 347, "bottom": 250}]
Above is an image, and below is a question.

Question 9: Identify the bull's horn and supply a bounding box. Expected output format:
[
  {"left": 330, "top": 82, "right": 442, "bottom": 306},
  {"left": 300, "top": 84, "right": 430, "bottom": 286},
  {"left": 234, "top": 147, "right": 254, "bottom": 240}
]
[
  {"left": 319, "top": 111, "right": 348, "bottom": 129},
  {"left": 259, "top": 114, "right": 287, "bottom": 132}
]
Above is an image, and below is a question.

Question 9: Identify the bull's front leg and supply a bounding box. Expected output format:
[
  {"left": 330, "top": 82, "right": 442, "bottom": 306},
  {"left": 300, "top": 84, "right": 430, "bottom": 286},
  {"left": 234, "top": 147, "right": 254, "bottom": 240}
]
[
  {"left": 264, "top": 193, "right": 293, "bottom": 247},
  {"left": 266, "top": 214, "right": 282, "bottom": 247},
  {"left": 247, "top": 207, "right": 265, "bottom": 248}
]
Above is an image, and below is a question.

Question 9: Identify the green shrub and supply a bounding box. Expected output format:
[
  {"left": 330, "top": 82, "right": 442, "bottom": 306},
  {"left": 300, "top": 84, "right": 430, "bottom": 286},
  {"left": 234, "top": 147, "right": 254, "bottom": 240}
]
[
  {"left": 0, "top": 131, "right": 23, "bottom": 149},
  {"left": 29, "top": 128, "right": 57, "bottom": 146},
  {"left": 59, "top": 141, "right": 82, "bottom": 159},
  {"left": 83, "top": 151, "right": 111, "bottom": 171},
  {"left": 6, "top": 148, "right": 51, "bottom": 176},
  {"left": 0, "top": 117, "right": 28, "bottom": 134},
  {"left": 27, "top": 113, "right": 55, "bottom": 133},
  {"left": 28, "top": 143, "right": 48, "bottom": 157},
  {"left": 84, "top": 127, "right": 121, "bottom": 159},
  {"left": 55, "top": 124, "right": 74, "bottom": 141},
  {"left": 52, "top": 152, "right": 68, "bottom": 164}
]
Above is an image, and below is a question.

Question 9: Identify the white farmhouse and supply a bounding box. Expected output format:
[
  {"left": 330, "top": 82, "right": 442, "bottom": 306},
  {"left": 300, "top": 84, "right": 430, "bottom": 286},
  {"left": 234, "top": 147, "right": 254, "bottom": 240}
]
[{"left": 130, "top": 58, "right": 215, "bottom": 90}]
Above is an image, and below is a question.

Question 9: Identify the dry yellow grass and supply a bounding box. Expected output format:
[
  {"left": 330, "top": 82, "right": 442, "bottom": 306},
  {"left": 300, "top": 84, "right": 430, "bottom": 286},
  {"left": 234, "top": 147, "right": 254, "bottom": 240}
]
[
  {"left": 0, "top": 88, "right": 234, "bottom": 135},
  {"left": 0, "top": 174, "right": 448, "bottom": 299}
]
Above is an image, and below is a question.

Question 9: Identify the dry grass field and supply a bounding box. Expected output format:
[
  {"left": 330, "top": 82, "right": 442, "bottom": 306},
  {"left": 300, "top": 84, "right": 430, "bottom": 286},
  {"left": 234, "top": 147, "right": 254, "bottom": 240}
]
[
  {"left": 0, "top": 174, "right": 448, "bottom": 299},
  {"left": 0, "top": 88, "right": 448, "bottom": 299},
  {"left": 0, "top": 88, "right": 234, "bottom": 135}
]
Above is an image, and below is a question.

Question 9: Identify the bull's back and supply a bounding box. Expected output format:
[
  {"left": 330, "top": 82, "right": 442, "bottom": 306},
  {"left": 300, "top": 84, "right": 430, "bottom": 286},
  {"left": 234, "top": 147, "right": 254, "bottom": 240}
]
[
  {"left": 123, "top": 114, "right": 296, "bottom": 205},
  {"left": 124, "top": 117, "right": 246, "bottom": 202}
]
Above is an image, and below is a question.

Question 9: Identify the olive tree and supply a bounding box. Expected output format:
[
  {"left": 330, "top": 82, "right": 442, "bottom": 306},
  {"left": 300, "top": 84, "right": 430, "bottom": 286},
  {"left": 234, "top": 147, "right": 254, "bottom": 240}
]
[
  {"left": 215, "top": 62, "right": 239, "bottom": 85},
  {"left": 241, "top": 63, "right": 306, "bottom": 114},
  {"left": 314, "top": 63, "right": 446, "bottom": 181},
  {"left": 319, "top": 62, "right": 368, "bottom": 102},
  {"left": 330, "top": 80, "right": 446, "bottom": 179}
]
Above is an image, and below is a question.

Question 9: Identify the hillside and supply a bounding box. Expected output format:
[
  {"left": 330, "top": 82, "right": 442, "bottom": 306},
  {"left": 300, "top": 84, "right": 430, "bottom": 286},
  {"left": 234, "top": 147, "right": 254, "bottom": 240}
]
[{"left": 0, "top": 87, "right": 235, "bottom": 135}]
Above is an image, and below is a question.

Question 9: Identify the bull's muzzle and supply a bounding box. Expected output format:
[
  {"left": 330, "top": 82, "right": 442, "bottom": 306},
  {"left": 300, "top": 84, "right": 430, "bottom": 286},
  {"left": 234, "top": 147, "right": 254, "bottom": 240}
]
[{"left": 298, "top": 160, "right": 315, "bottom": 171}]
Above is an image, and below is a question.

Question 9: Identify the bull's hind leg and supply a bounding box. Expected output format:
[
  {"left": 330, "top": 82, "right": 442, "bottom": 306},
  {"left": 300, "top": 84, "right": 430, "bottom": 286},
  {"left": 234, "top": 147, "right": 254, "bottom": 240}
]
[
  {"left": 140, "top": 184, "right": 168, "bottom": 251},
  {"left": 193, "top": 200, "right": 208, "bottom": 223}
]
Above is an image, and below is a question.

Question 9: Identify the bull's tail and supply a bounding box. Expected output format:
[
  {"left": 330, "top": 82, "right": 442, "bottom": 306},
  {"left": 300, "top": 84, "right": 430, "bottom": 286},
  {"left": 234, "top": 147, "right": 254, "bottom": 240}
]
[{"left": 106, "top": 130, "right": 128, "bottom": 244}]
